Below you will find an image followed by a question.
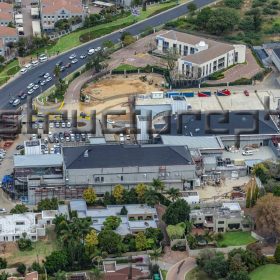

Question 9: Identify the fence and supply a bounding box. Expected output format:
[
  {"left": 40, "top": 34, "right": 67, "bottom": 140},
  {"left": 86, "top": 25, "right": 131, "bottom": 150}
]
[{"left": 189, "top": 245, "right": 248, "bottom": 257}]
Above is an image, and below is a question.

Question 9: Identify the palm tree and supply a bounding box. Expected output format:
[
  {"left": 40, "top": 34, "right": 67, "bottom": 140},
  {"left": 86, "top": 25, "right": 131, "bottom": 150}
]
[
  {"left": 53, "top": 65, "right": 61, "bottom": 84},
  {"left": 149, "top": 246, "right": 161, "bottom": 264},
  {"left": 90, "top": 268, "right": 104, "bottom": 280},
  {"left": 145, "top": 188, "right": 160, "bottom": 206},
  {"left": 152, "top": 179, "right": 165, "bottom": 194},
  {"left": 167, "top": 187, "right": 181, "bottom": 202},
  {"left": 71, "top": 217, "right": 91, "bottom": 243}
]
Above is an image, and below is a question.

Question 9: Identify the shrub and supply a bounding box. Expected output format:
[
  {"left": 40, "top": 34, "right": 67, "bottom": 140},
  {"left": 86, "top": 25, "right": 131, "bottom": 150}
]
[
  {"left": 17, "top": 263, "right": 26, "bottom": 275},
  {"left": 274, "top": 243, "right": 280, "bottom": 263},
  {"left": 224, "top": 0, "right": 243, "bottom": 9},
  {"left": 17, "top": 237, "right": 32, "bottom": 251},
  {"left": 208, "top": 71, "right": 224, "bottom": 80},
  {"left": 0, "top": 258, "right": 7, "bottom": 269}
]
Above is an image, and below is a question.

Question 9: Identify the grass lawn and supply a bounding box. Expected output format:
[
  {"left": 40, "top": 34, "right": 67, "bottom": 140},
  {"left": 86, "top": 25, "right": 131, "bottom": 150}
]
[
  {"left": 34, "top": 0, "right": 182, "bottom": 56},
  {"left": 6, "top": 228, "right": 59, "bottom": 266},
  {"left": 0, "top": 59, "right": 19, "bottom": 86},
  {"left": 160, "top": 269, "right": 167, "bottom": 280},
  {"left": 114, "top": 64, "right": 140, "bottom": 71},
  {"left": 217, "top": 231, "right": 256, "bottom": 247},
  {"left": 250, "top": 264, "right": 280, "bottom": 280},
  {"left": 185, "top": 267, "right": 212, "bottom": 280}
]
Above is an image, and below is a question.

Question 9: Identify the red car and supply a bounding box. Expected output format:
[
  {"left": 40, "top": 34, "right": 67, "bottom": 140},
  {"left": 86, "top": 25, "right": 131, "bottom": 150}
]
[{"left": 244, "top": 90, "right": 249, "bottom": 96}]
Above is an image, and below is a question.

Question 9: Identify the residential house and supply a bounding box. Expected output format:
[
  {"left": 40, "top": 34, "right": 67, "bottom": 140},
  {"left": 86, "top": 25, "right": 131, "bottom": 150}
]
[
  {"left": 60, "top": 200, "right": 159, "bottom": 236},
  {"left": 0, "top": 212, "right": 50, "bottom": 242},
  {"left": 40, "top": 0, "right": 85, "bottom": 30},
  {"left": 0, "top": 26, "right": 18, "bottom": 57},
  {"left": 0, "top": 2, "right": 13, "bottom": 27},
  {"left": 156, "top": 30, "right": 246, "bottom": 80},
  {"left": 190, "top": 202, "right": 250, "bottom": 233}
]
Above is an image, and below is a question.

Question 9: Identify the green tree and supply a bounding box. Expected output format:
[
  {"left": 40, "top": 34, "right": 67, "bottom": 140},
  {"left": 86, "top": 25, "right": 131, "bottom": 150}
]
[
  {"left": 0, "top": 258, "right": 7, "bottom": 269},
  {"left": 274, "top": 243, "right": 280, "bottom": 263},
  {"left": 37, "top": 198, "right": 58, "bottom": 211},
  {"left": 167, "top": 187, "right": 180, "bottom": 202},
  {"left": 31, "top": 262, "right": 44, "bottom": 273},
  {"left": 17, "top": 263, "right": 26, "bottom": 275},
  {"left": 196, "top": 7, "right": 213, "bottom": 29},
  {"left": 163, "top": 199, "right": 190, "bottom": 225},
  {"left": 144, "top": 188, "right": 160, "bottom": 206},
  {"left": 226, "top": 271, "right": 250, "bottom": 280},
  {"left": 0, "top": 272, "right": 8, "bottom": 280},
  {"left": 17, "top": 234, "right": 32, "bottom": 251},
  {"left": 90, "top": 268, "right": 104, "bottom": 280},
  {"left": 135, "top": 232, "right": 147, "bottom": 251},
  {"left": 206, "top": 8, "right": 240, "bottom": 34},
  {"left": 228, "top": 253, "right": 247, "bottom": 272},
  {"left": 85, "top": 230, "right": 99, "bottom": 252},
  {"left": 152, "top": 179, "right": 165, "bottom": 194},
  {"left": 102, "top": 40, "right": 114, "bottom": 49},
  {"left": 53, "top": 65, "right": 61, "bottom": 84},
  {"left": 150, "top": 246, "right": 161, "bottom": 264},
  {"left": 44, "top": 250, "right": 68, "bottom": 275},
  {"left": 83, "top": 187, "right": 97, "bottom": 205},
  {"left": 10, "top": 204, "right": 29, "bottom": 214},
  {"left": 0, "top": 56, "right": 4, "bottom": 64},
  {"left": 252, "top": 163, "right": 269, "bottom": 183},
  {"left": 112, "top": 184, "right": 125, "bottom": 203},
  {"left": 98, "top": 230, "right": 122, "bottom": 254},
  {"left": 135, "top": 183, "right": 148, "bottom": 201},
  {"left": 224, "top": 0, "right": 243, "bottom": 9},
  {"left": 145, "top": 228, "right": 163, "bottom": 244},
  {"left": 187, "top": 3, "right": 197, "bottom": 15},
  {"left": 54, "top": 271, "right": 66, "bottom": 280},
  {"left": 120, "top": 206, "right": 128, "bottom": 215},
  {"left": 246, "top": 187, "right": 251, "bottom": 208},
  {"left": 122, "top": 34, "right": 136, "bottom": 46},
  {"left": 103, "top": 216, "right": 121, "bottom": 230},
  {"left": 204, "top": 253, "right": 228, "bottom": 279}
]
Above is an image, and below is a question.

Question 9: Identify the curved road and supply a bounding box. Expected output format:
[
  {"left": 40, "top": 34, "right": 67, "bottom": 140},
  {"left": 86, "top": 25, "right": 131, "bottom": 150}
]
[
  {"left": 166, "top": 257, "right": 196, "bottom": 280},
  {"left": 0, "top": 0, "right": 215, "bottom": 109}
]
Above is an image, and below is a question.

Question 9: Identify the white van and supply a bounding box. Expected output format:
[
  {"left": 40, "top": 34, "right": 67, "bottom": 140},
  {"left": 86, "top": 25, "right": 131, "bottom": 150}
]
[
  {"left": 88, "top": 48, "right": 95, "bottom": 55},
  {"left": 39, "top": 55, "right": 48, "bottom": 62},
  {"left": 32, "top": 60, "right": 39, "bottom": 66},
  {"left": 242, "top": 150, "right": 253, "bottom": 156}
]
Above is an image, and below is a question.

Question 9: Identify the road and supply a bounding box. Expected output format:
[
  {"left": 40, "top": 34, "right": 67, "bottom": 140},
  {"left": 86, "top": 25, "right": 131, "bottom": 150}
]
[
  {"left": 0, "top": 0, "right": 215, "bottom": 109},
  {"left": 166, "top": 257, "right": 196, "bottom": 280}
]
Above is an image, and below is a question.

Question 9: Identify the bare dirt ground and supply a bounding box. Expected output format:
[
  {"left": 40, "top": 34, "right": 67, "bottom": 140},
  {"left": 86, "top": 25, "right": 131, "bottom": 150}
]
[
  {"left": 197, "top": 176, "right": 250, "bottom": 201},
  {"left": 77, "top": 73, "right": 164, "bottom": 116}
]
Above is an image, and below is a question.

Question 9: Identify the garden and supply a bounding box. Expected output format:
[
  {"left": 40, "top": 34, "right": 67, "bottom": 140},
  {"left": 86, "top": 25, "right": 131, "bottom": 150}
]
[{"left": 249, "top": 264, "right": 280, "bottom": 280}]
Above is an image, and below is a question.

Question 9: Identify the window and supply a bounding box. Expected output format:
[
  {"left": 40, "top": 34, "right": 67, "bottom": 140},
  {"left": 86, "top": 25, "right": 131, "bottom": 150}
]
[
  {"left": 218, "top": 221, "right": 224, "bottom": 224},
  {"left": 95, "top": 177, "right": 100, "bottom": 182},
  {"left": 101, "top": 177, "right": 104, "bottom": 182},
  {"left": 120, "top": 175, "right": 123, "bottom": 181},
  {"left": 16, "top": 221, "right": 25, "bottom": 225},
  {"left": 190, "top": 47, "right": 195, "bottom": 54},
  {"left": 183, "top": 45, "right": 188, "bottom": 56}
]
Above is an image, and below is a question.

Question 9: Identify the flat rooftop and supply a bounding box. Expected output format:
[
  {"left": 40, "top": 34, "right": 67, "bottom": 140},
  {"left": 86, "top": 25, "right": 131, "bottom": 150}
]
[
  {"left": 160, "top": 135, "right": 224, "bottom": 150},
  {"left": 168, "top": 110, "right": 279, "bottom": 136},
  {"left": 14, "top": 154, "right": 63, "bottom": 168}
]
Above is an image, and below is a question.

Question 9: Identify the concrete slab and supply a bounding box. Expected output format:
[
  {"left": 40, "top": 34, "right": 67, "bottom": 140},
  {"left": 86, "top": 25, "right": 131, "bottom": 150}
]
[{"left": 186, "top": 95, "right": 222, "bottom": 111}]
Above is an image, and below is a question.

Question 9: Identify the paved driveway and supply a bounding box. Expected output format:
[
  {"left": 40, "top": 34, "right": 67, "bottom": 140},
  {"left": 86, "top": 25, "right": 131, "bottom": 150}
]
[{"left": 166, "top": 257, "right": 196, "bottom": 280}]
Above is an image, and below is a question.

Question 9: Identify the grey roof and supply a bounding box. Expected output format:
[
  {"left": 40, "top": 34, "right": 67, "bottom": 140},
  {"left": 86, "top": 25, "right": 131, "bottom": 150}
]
[
  {"left": 69, "top": 199, "right": 87, "bottom": 212},
  {"left": 169, "top": 111, "right": 279, "bottom": 136},
  {"left": 273, "top": 48, "right": 280, "bottom": 60},
  {"left": 88, "top": 137, "right": 106, "bottom": 145},
  {"left": 158, "top": 30, "right": 235, "bottom": 65},
  {"left": 160, "top": 135, "right": 224, "bottom": 150},
  {"left": 63, "top": 144, "right": 193, "bottom": 169},
  {"left": 14, "top": 154, "right": 63, "bottom": 168}
]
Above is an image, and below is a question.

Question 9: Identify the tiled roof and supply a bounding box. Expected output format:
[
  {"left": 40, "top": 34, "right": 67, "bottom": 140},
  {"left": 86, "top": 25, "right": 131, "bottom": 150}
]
[
  {"left": 0, "top": 26, "right": 17, "bottom": 37},
  {"left": 0, "top": 12, "right": 13, "bottom": 20},
  {"left": 0, "top": 2, "right": 12, "bottom": 10},
  {"left": 41, "top": 0, "right": 83, "bottom": 14}
]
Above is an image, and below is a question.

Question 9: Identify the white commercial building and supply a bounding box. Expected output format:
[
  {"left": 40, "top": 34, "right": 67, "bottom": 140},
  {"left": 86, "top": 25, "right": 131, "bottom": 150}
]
[
  {"left": 181, "top": 191, "right": 200, "bottom": 204},
  {"left": 156, "top": 30, "right": 246, "bottom": 80}
]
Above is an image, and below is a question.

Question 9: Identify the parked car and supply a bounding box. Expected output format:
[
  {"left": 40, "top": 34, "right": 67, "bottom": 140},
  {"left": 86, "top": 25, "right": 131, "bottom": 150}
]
[
  {"left": 13, "top": 99, "right": 21, "bottom": 106},
  {"left": 16, "top": 144, "right": 24, "bottom": 150},
  {"left": 44, "top": 73, "right": 50, "bottom": 79},
  {"left": 0, "top": 208, "right": 7, "bottom": 214},
  {"left": 80, "top": 54, "right": 87, "bottom": 59},
  {"left": 27, "top": 83, "right": 34, "bottom": 89},
  {"left": 242, "top": 150, "right": 253, "bottom": 156},
  {"left": 69, "top": 53, "right": 76, "bottom": 60},
  {"left": 9, "top": 97, "right": 16, "bottom": 104},
  {"left": 244, "top": 90, "right": 249, "bottom": 96},
  {"left": 71, "top": 58, "right": 78, "bottom": 64}
]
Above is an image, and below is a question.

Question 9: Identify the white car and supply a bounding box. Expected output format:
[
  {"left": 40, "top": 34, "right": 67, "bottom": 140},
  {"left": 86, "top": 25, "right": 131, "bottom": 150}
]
[
  {"left": 40, "top": 80, "right": 46, "bottom": 86},
  {"left": 27, "top": 83, "right": 34, "bottom": 89},
  {"left": 25, "top": 63, "right": 32, "bottom": 69},
  {"left": 32, "top": 60, "right": 39, "bottom": 66},
  {"left": 44, "top": 73, "right": 50, "bottom": 79},
  {"left": 49, "top": 122, "right": 54, "bottom": 128},
  {"left": 32, "top": 134, "right": 37, "bottom": 140},
  {"left": 33, "top": 84, "right": 39, "bottom": 90},
  {"left": 0, "top": 208, "right": 6, "bottom": 214},
  {"left": 242, "top": 150, "right": 253, "bottom": 156},
  {"left": 13, "top": 99, "right": 20, "bottom": 106},
  {"left": 61, "top": 122, "right": 66, "bottom": 128},
  {"left": 39, "top": 56, "right": 48, "bottom": 62},
  {"left": 71, "top": 58, "right": 78, "bottom": 64},
  {"left": 27, "top": 88, "right": 34, "bottom": 95},
  {"left": 67, "top": 121, "right": 71, "bottom": 128},
  {"left": 88, "top": 48, "right": 95, "bottom": 55},
  {"left": 69, "top": 53, "right": 76, "bottom": 59},
  {"left": 20, "top": 67, "right": 27, "bottom": 74},
  {"left": 50, "top": 148, "right": 55, "bottom": 154},
  {"left": 46, "top": 76, "right": 52, "bottom": 82},
  {"left": 95, "top": 46, "right": 101, "bottom": 52}
]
